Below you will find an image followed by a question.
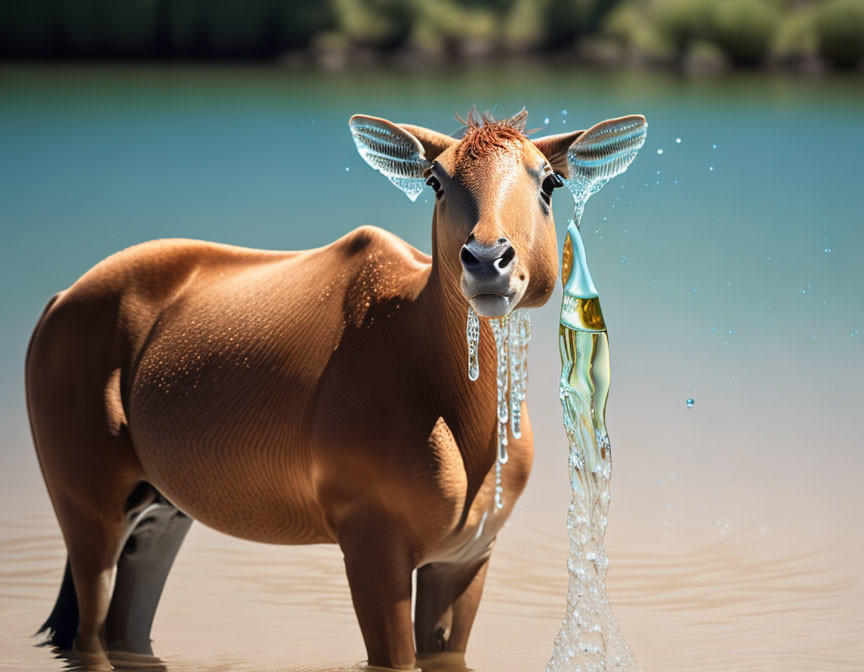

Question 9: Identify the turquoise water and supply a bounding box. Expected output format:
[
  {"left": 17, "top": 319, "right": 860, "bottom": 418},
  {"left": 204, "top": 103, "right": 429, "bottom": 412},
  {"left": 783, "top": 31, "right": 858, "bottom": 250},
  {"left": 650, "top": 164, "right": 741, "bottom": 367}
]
[{"left": 0, "top": 65, "right": 862, "bottom": 671}]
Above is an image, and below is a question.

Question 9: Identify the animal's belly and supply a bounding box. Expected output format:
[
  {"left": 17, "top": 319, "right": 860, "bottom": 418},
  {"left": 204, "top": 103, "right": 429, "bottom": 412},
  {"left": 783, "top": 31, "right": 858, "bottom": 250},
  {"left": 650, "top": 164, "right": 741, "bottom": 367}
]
[
  {"left": 128, "top": 343, "right": 335, "bottom": 544},
  {"left": 130, "top": 423, "right": 333, "bottom": 544}
]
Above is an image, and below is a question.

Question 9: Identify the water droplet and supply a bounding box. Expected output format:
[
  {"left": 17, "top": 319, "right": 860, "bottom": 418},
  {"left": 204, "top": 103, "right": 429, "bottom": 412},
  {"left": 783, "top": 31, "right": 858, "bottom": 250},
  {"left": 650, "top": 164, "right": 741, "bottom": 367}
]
[
  {"left": 561, "top": 109, "right": 568, "bottom": 116},
  {"left": 709, "top": 166, "right": 714, "bottom": 172},
  {"left": 852, "top": 330, "right": 859, "bottom": 338},
  {"left": 675, "top": 137, "right": 682, "bottom": 144},
  {"left": 686, "top": 398, "right": 694, "bottom": 408},
  {"left": 544, "top": 117, "right": 551, "bottom": 125},
  {"left": 800, "top": 289, "right": 806, "bottom": 295},
  {"left": 712, "top": 327, "right": 717, "bottom": 333},
  {"left": 656, "top": 148, "right": 664, "bottom": 155},
  {"left": 344, "top": 166, "right": 350, "bottom": 172},
  {"left": 673, "top": 179, "right": 678, "bottom": 184},
  {"left": 728, "top": 329, "right": 735, "bottom": 334},
  {"left": 712, "top": 143, "right": 717, "bottom": 149},
  {"left": 824, "top": 248, "right": 832, "bottom": 254},
  {"left": 621, "top": 256, "right": 627, "bottom": 263}
]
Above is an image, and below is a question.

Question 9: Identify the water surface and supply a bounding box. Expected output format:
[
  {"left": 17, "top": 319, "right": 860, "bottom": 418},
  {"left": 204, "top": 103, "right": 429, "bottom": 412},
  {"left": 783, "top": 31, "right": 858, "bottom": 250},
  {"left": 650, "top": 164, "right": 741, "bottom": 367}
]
[{"left": 0, "top": 65, "right": 862, "bottom": 671}]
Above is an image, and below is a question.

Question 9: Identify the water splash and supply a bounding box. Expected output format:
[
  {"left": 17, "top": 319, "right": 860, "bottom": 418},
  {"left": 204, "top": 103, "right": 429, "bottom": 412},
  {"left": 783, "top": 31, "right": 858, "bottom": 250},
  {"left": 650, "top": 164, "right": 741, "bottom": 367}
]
[
  {"left": 563, "top": 116, "right": 647, "bottom": 224},
  {"left": 466, "top": 308, "right": 532, "bottom": 510},
  {"left": 548, "top": 113, "right": 646, "bottom": 671},
  {"left": 548, "top": 222, "right": 640, "bottom": 672}
]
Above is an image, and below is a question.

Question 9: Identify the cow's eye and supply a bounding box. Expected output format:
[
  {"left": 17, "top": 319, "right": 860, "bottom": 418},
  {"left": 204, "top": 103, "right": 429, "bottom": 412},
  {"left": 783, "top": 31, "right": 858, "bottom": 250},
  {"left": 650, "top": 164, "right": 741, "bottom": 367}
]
[
  {"left": 541, "top": 172, "right": 564, "bottom": 205},
  {"left": 426, "top": 174, "right": 443, "bottom": 199}
]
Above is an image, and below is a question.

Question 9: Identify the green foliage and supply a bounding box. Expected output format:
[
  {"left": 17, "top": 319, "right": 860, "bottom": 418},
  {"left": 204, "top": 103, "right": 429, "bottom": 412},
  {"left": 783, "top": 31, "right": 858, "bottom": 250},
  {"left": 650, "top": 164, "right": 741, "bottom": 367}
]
[
  {"left": 602, "top": 2, "right": 675, "bottom": 64},
  {"left": 771, "top": 8, "right": 820, "bottom": 64},
  {"left": 711, "top": 0, "right": 780, "bottom": 65},
  {"left": 0, "top": 0, "right": 861, "bottom": 71},
  {"left": 654, "top": 0, "right": 716, "bottom": 55},
  {"left": 814, "top": 0, "right": 864, "bottom": 67}
]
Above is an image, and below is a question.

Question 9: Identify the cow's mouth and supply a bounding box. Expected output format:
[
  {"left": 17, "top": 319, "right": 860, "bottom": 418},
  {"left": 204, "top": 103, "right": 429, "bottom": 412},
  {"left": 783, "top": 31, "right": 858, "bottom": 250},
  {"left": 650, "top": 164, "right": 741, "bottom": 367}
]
[{"left": 470, "top": 292, "right": 513, "bottom": 318}]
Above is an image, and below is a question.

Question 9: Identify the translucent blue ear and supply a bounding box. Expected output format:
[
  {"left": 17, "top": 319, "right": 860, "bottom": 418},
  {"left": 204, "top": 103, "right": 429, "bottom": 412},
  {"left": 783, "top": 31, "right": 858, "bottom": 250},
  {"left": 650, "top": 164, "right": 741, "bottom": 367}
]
[
  {"left": 349, "top": 115, "right": 431, "bottom": 202},
  {"left": 565, "top": 115, "right": 647, "bottom": 221}
]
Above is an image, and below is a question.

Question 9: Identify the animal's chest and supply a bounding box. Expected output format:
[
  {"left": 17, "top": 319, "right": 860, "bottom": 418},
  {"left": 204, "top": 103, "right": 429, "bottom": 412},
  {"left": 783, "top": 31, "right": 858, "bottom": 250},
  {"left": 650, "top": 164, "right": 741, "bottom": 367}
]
[{"left": 418, "top": 430, "right": 533, "bottom": 566}]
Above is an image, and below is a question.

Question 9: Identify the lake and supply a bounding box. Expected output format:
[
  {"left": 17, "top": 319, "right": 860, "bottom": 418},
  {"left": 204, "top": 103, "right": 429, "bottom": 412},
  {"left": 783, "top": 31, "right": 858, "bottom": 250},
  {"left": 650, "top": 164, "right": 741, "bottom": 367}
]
[{"left": 0, "top": 64, "right": 862, "bottom": 672}]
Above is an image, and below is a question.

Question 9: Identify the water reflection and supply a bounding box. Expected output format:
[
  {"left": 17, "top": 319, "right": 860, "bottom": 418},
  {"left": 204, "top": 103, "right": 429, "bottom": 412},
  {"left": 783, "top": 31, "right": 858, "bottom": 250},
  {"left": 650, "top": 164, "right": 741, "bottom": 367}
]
[{"left": 3, "top": 497, "right": 861, "bottom": 672}]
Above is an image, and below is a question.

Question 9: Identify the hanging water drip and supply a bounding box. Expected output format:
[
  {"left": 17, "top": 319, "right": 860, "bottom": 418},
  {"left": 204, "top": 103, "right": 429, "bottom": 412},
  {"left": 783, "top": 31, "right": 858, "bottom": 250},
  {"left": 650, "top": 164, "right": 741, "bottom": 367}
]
[
  {"left": 466, "top": 306, "right": 480, "bottom": 382},
  {"left": 467, "top": 308, "right": 531, "bottom": 510},
  {"left": 509, "top": 310, "right": 532, "bottom": 440},
  {"left": 490, "top": 316, "right": 509, "bottom": 511}
]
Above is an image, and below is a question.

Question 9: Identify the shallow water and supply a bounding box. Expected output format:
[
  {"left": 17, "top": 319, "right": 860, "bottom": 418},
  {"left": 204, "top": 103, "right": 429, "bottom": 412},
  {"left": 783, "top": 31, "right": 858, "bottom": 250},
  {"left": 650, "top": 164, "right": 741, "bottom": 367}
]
[{"left": 1, "top": 65, "right": 862, "bottom": 671}]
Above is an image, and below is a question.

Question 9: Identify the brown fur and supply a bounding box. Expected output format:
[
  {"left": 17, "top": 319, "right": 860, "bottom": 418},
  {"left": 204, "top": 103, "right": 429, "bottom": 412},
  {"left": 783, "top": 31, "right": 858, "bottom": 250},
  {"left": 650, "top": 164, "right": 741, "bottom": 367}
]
[
  {"left": 27, "top": 113, "right": 569, "bottom": 671},
  {"left": 456, "top": 122, "right": 526, "bottom": 162}
]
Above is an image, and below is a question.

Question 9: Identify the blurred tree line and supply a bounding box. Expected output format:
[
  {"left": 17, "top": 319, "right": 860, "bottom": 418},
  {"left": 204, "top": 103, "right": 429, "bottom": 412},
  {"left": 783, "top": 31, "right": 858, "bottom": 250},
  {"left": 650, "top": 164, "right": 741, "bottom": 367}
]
[{"left": 1, "top": 0, "right": 863, "bottom": 71}]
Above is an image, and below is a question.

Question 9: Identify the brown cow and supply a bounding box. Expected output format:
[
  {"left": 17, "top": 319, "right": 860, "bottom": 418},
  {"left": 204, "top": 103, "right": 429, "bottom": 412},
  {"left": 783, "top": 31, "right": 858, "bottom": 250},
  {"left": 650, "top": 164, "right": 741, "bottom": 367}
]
[{"left": 26, "top": 109, "right": 645, "bottom": 671}]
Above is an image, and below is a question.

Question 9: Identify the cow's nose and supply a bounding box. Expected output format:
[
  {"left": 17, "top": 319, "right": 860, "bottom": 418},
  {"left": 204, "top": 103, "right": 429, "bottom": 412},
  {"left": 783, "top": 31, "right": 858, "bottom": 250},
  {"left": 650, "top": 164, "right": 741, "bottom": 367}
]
[{"left": 460, "top": 237, "right": 516, "bottom": 280}]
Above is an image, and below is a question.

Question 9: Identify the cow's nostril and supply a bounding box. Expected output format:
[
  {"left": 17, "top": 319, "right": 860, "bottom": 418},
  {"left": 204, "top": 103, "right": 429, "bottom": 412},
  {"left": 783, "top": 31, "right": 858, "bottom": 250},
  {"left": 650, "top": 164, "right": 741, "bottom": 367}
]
[
  {"left": 497, "top": 245, "right": 516, "bottom": 269},
  {"left": 461, "top": 245, "right": 481, "bottom": 268}
]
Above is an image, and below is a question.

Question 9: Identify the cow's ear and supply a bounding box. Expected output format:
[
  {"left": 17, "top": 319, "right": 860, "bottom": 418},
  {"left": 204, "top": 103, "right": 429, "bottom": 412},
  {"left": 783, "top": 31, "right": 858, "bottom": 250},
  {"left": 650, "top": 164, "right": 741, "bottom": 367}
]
[
  {"left": 531, "top": 129, "right": 586, "bottom": 177},
  {"left": 533, "top": 114, "right": 647, "bottom": 217},
  {"left": 349, "top": 115, "right": 456, "bottom": 201}
]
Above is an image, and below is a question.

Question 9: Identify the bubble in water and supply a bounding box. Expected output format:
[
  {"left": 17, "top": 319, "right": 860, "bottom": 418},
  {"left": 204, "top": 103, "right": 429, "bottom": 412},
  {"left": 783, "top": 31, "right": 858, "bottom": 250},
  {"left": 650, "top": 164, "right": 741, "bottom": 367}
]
[
  {"left": 545, "top": 117, "right": 551, "bottom": 125},
  {"left": 686, "top": 398, "right": 695, "bottom": 408},
  {"left": 562, "top": 109, "right": 568, "bottom": 116},
  {"left": 656, "top": 148, "right": 663, "bottom": 155},
  {"left": 675, "top": 137, "right": 682, "bottom": 144},
  {"left": 712, "top": 143, "right": 717, "bottom": 149},
  {"left": 345, "top": 166, "right": 350, "bottom": 172}
]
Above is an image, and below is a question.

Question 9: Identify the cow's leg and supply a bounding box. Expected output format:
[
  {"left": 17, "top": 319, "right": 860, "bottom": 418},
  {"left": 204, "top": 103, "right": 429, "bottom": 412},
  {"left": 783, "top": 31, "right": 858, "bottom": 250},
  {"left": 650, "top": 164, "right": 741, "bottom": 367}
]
[
  {"left": 52, "top": 488, "right": 131, "bottom": 668},
  {"left": 339, "top": 510, "right": 417, "bottom": 671},
  {"left": 105, "top": 488, "right": 193, "bottom": 655},
  {"left": 414, "top": 557, "right": 491, "bottom": 671}
]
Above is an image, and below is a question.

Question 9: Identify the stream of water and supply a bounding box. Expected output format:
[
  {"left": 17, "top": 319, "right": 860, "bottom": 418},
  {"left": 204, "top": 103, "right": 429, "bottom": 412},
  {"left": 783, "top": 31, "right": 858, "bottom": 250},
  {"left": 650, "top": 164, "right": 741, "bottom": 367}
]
[{"left": 548, "top": 115, "right": 647, "bottom": 671}]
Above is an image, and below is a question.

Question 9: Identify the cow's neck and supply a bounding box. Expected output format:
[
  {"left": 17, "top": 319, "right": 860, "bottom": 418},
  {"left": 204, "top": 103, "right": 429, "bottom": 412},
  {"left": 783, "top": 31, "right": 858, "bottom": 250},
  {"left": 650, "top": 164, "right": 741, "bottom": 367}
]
[{"left": 406, "top": 217, "right": 500, "bottom": 495}]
